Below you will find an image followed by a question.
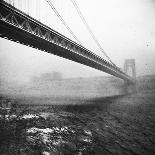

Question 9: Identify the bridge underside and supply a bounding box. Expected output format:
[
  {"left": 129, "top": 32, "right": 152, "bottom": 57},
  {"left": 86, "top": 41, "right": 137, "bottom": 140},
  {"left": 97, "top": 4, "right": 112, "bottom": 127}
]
[{"left": 0, "top": 1, "right": 134, "bottom": 83}]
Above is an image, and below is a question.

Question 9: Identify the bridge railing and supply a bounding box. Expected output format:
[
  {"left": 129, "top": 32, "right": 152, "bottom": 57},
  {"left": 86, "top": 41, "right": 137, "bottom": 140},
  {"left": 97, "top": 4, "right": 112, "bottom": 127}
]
[{"left": 0, "top": 0, "right": 134, "bottom": 83}]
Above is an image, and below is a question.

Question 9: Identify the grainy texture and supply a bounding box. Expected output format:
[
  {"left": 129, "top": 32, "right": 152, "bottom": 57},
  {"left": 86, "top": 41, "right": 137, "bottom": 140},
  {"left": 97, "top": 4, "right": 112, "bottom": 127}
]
[{"left": 0, "top": 75, "right": 155, "bottom": 154}]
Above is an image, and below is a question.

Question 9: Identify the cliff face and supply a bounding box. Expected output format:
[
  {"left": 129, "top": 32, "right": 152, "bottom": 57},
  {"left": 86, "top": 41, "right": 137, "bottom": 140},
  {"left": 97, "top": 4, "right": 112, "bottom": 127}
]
[
  {"left": 1, "top": 75, "right": 155, "bottom": 99},
  {"left": 0, "top": 76, "right": 124, "bottom": 98},
  {"left": 24, "top": 76, "right": 125, "bottom": 98},
  {"left": 136, "top": 75, "right": 155, "bottom": 92}
]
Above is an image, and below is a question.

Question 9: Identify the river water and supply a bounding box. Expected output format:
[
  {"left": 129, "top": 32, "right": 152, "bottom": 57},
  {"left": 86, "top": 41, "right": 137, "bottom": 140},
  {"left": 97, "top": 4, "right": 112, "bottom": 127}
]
[{"left": 0, "top": 92, "right": 155, "bottom": 155}]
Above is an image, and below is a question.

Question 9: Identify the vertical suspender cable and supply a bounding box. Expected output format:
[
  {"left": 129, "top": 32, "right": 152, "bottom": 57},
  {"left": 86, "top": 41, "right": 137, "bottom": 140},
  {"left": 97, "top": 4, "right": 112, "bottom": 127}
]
[
  {"left": 27, "top": 0, "right": 29, "bottom": 15},
  {"left": 36, "top": 0, "right": 40, "bottom": 21},
  {"left": 18, "top": 0, "right": 21, "bottom": 10},
  {"left": 45, "top": 0, "right": 82, "bottom": 45},
  {"left": 12, "top": 0, "right": 14, "bottom": 6},
  {"left": 70, "top": 0, "right": 117, "bottom": 67}
]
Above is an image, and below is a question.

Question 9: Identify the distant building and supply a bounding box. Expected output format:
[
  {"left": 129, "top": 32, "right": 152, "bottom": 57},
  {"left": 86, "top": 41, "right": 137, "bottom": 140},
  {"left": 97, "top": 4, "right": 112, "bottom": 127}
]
[{"left": 31, "top": 71, "right": 63, "bottom": 83}]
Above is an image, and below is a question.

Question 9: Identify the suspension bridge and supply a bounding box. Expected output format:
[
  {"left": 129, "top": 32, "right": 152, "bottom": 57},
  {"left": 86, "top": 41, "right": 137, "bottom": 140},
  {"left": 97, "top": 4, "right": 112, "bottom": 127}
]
[{"left": 0, "top": 0, "right": 135, "bottom": 84}]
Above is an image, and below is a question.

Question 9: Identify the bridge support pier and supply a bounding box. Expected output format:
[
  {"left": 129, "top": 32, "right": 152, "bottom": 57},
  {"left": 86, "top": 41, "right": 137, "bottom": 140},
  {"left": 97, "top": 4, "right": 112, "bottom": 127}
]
[
  {"left": 123, "top": 59, "right": 137, "bottom": 94},
  {"left": 124, "top": 81, "right": 137, "bottom": 94}
]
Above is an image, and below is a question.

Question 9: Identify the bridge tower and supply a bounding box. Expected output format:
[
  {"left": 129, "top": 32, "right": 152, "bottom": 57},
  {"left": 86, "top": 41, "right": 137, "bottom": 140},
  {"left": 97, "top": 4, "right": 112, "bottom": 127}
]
[
  {"left": 124, "top": 59, "right": 136, "bottom": 79},
  {"left": 124, "top": 59, "right": 136, "bottom": 93}
]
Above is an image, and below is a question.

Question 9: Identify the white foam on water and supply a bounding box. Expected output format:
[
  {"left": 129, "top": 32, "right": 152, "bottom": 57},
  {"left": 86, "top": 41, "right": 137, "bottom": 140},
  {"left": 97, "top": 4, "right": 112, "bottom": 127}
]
[
  {"left": 42, "top": 151, "right": 50, "bottom": 155},
  {"left": 84, "top": 130, "right": 92, "bottom": 136},
  {"left": 27, "top": 127, "right": 54, "bottom": 134},
  {"left": 22, "top": 114, "right": 39, "bottom": 119}
]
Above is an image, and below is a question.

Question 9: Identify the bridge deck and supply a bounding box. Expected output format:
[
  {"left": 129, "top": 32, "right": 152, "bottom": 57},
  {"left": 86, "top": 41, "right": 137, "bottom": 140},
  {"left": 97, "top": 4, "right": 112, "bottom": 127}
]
[{"left": 0, "top": 0, "right": 134, "bottom": 83}]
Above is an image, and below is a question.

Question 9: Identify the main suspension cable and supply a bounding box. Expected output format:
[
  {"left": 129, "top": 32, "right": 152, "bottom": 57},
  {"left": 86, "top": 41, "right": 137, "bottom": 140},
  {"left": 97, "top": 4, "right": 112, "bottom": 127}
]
[
  {"left": 45, "top": 0, "right": 82, "bottom": 45},
  {"left": 70, "top": 0, "right": 117, "bottom": 66}
]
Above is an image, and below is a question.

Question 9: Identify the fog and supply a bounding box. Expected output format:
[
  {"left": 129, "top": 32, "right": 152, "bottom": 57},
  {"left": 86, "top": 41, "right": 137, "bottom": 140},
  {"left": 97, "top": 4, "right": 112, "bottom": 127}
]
[{"left": 0, "top": 0, "right": 155, "bottom": 84}]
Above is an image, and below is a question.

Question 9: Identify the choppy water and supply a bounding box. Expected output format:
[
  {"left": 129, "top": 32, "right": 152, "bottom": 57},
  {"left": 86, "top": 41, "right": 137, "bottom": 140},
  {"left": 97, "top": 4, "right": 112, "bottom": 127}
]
[{"left": 0, "top": 93, "right": 155, "bottom": 155}]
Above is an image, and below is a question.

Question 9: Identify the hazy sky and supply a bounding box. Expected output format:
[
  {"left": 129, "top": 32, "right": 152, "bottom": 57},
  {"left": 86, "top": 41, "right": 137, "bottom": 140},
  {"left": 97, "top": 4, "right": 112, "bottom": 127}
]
[{"left": 0, "top": 0, "right": 155, "bottom": 83}]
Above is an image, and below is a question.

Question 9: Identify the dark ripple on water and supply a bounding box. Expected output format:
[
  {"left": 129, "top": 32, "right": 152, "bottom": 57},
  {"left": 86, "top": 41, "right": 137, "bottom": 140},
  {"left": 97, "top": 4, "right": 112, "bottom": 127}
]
[{"left": 1, "top": 94, "right": 155, "bottom": 155}]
